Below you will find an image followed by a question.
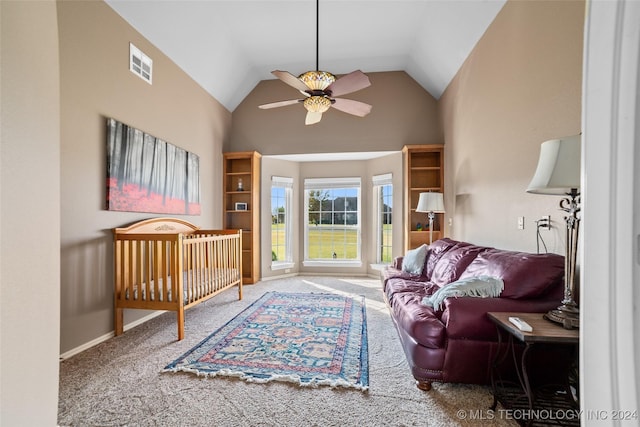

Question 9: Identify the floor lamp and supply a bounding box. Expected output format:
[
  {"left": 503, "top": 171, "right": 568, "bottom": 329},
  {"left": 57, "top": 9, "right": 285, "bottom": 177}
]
[
  {"left": 416, "top": 192, "right": 445, "bottom": 245},
  {"left": 527, "top": 134, "right": 581, "bottom": 329}
]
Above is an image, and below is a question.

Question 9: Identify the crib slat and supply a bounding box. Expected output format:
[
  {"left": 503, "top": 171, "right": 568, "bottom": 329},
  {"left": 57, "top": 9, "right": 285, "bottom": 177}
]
[
  {"left": 224, "top": 235, "right": 229, "bottom": 286},
  {"left": 162, "top": 240, "right": 169, "bottom": 302},
  {"left": 171, "top": 239, "right": 179, "bottom": 304},
  {"left": 224, "top": 236, "right": 229, "bottom": 286},
  {"left": 203, "top": 237, "right": 210, "bottom": 295},
  {"left": 196, "top": 236, "right": 202, "bottom": 297},
  {"left": 188, "top": 236, "right": 194, "bottom": 304},
  {"left": 215, "top": 237, "right": 221, "bottom": 291},
  {"left": 207, "top": 237, "right": 213, "bottom": 293},
  {"left": 132, "top": 240, "right": 139, "bottom": 302},
  {"left": 187, "top": 236, "right": 192, "bottom": 304},
  {"left": 205, "top": 237, "right": 211, "bottom": 294}
]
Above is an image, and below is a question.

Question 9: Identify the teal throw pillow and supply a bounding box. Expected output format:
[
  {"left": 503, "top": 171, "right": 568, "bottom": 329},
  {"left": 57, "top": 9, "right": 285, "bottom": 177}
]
[{"left": 401, "top": 244, "right": 429, "bottom": 275}]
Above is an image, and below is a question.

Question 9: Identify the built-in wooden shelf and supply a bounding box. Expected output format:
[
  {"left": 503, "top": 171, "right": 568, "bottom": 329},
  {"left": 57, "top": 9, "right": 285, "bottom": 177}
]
[
  {"left": 223, "top": 151, "right": 261, "bottom": 284},
  {"left": 403, "top": 145, "right": 445, "bottom": 252}
]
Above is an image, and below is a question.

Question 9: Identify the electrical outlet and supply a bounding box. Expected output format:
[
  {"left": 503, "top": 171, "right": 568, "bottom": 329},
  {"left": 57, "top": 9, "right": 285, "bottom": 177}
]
[
  {"left": 518, "top": 216, "right": 525, "bottom": 230},
  {"left": 540, "top": 215, "right": 551, "bottom": 230}
]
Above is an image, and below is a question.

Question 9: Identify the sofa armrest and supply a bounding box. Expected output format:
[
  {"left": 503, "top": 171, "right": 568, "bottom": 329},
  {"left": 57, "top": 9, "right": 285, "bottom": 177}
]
[
  {"left": 441, "top": 296, "right": 560, "bottom": 341},
  {"left": 392, "top": 256, "right": 404, "bottom": 270}
]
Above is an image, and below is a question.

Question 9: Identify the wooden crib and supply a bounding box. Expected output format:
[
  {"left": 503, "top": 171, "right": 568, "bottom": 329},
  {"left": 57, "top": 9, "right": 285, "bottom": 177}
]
[{"left": 113, "top": 217, "right": 242, "bottom": 340}]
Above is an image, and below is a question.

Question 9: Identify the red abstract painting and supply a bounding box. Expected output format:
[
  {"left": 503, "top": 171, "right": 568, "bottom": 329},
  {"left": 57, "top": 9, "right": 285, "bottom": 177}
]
[{"left": 106, "top": 118, "right": 200, "bottom": 215}]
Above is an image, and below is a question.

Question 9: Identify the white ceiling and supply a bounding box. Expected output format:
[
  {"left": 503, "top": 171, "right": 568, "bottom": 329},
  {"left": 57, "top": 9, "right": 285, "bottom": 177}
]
[{"left": 105, "top": 0, "right": 506, "bottom": 112}]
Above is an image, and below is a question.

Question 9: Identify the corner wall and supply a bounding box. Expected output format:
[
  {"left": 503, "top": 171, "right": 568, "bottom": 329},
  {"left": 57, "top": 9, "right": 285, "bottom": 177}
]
[
  {"left": 57, "top": 1, "right": 231, "bottom": 354},
  {"left": 439, "top": 0, "right": 585, "bottom": 254},
  {"left": 1, "top": 1, "right": 61, "bottom": 424}
]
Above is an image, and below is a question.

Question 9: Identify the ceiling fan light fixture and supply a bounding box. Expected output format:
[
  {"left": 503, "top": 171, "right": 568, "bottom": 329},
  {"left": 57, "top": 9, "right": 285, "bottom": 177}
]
[
  {"left": 257, "top": 0, "right": 371, "bottom": 124},
  {"left": 299, "top": 70, "right": 336, "bottom": 91},
  {"left": 303, "top": 96, "right": 332, "bottom": 113}
]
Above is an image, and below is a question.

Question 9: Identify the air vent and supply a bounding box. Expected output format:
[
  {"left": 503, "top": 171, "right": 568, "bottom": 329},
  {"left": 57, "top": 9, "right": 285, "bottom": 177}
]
[{"left": 129, "top": 43, "right": 152, "bottom": 84}]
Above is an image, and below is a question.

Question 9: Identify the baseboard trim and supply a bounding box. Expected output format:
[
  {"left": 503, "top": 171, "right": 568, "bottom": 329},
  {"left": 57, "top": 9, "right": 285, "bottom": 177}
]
[
  {"left": 260, "top": 272, "right": 299, "bottom": 281},
  {"left": 59, "top": 311, "right": 165, "bottom": 360}
]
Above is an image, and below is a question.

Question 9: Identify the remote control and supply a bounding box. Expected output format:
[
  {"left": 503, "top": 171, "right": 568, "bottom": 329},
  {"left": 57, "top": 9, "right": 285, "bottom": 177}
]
[{"left": 508, "top": 316, "right": 533, "bottom": 332}]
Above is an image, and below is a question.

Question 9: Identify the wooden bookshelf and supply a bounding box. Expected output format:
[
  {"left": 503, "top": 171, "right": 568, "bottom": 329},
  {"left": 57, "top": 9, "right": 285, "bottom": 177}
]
[
  {"left": 403, "top": 145, "right": 444, "bottom": 251},
  {"left": 223, "top": 151, "right": 261, "bottom": 284}
]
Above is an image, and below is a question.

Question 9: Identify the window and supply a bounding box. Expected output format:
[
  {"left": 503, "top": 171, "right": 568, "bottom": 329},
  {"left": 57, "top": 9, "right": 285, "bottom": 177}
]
[
  {"left": 373, "top": 173, "right": 393, "bottom": 264},
  {"left": 271, "top": 176, "right": 293, "bottom": 269},
  {"left": 304, "top": 177, "right": 361, "bottom": 266}
]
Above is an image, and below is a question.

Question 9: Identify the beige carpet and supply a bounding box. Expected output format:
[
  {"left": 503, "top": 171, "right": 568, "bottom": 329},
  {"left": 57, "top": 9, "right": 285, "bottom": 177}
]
[{"left": 58, "top": 276, "right": 517, "bottom": 426}]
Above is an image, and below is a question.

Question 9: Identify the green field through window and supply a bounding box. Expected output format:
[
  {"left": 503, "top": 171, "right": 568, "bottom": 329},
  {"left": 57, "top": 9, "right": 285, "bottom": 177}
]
[{"left": 272, "top": 224, "right": 392, "bottom": 261}]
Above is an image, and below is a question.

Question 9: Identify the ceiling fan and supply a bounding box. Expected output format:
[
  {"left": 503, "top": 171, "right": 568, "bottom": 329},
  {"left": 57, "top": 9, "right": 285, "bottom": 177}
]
[{"left": 258, "top": 0, "right": 372, "bottom": 125}]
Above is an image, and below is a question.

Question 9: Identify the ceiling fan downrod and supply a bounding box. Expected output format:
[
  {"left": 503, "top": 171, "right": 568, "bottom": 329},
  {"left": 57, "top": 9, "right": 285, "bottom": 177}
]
[{"left": 315, "top": 0, "right": 319, "bottom": 71}]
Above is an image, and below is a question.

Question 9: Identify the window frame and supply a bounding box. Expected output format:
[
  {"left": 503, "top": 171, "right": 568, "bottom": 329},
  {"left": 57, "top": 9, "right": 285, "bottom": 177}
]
[
  {"left": 373, "top": 173, "right": 393, "bottom": 265},
  {"left": 303, "top": 177, "right": 362, "bottom": 267},
  {"left": 270, "top": 176, "right": 294, "bottom": 270}
]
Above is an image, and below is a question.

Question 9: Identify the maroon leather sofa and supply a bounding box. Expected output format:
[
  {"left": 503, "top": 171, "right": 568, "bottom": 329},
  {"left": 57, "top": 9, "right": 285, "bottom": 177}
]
[{"left": 381, "top": 238, "right": 565, "bottom": 391}]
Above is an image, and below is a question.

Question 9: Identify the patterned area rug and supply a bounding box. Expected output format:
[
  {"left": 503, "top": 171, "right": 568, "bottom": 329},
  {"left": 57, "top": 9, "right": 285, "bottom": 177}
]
[{"left": 164, "top": 291, "right": 369, "bottom": 390}]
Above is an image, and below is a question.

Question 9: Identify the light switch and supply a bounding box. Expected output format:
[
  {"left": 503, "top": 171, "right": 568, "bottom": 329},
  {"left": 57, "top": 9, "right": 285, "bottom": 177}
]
[{"left": 518, "top": 216, "right": 525, "bottom": 230}]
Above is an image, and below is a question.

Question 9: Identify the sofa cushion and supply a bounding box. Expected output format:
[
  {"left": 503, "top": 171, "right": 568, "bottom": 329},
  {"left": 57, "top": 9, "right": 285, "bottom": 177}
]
[
  {"left": 458, "top": 249, "right": 564, "bottom": 299},
  {"left": 429, "top": 245, "right": 488, "bottom": 287},
  {"left": 423, "top": 238, "right": 460, "bottom": 279},
  {"left": 381, "top": 267, "right": 416, "bottom": 291},
  {"left": 401, "top": 244, "right": 429, "bottom": 275},
  {"left": 383, "top": 277, "right": 439, "bottom": 306}
]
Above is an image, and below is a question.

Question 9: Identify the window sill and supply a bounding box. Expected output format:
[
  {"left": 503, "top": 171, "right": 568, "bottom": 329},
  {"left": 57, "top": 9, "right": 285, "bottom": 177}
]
[
  {"left": 303, "top": 260, "right": 362, "bottom": 268},
  {"left": 369, "top": 263, "right": 391, "bottom": 271},
  {"left": 271, "top": 262, "right": 294, "bottom": 271}
]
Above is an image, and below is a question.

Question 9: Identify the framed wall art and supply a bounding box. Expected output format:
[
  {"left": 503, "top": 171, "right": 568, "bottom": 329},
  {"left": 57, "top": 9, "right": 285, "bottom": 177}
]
[{"left": 106, "top": 118, "right": 200, "bottom": 215}]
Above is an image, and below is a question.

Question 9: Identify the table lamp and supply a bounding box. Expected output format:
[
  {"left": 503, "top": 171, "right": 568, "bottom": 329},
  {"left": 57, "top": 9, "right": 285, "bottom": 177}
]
[
  {"left": 416, "top": 192, "right": 445, "bottom": 245},
  {"left": 527, "top": 134, "right": 581, "bottom": 329}
]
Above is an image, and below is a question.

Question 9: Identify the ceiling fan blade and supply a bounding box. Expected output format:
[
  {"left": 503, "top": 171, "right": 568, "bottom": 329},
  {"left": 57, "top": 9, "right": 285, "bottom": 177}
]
[
  {"left": 272, "top": 70, "right": 310, "bottom": 92},
  {"left": 326, "top": 70, "right": 371, "bottom": 97},
  {"left": 258, "top": 99, "right": 302, "bottom": 109},
  {"left": 305, "top": 111, "right": 323, "bottom": 125},
  {"left": 331, "top": 98, "right": 372, "bottom": 117}
]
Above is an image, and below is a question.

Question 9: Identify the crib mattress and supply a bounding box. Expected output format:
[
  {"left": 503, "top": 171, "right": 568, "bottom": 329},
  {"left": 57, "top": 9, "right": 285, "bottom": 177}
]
[{"left": 123, "top": 269, "right": 240, "bottom": 303}]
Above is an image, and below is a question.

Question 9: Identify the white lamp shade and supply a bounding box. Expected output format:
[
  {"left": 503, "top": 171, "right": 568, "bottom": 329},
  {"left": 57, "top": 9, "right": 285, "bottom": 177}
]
[
  {"left": 416, "top": 192, "right": 445, "bottom": 213},
  {"left": 526, "top": 135, "right": 581, "bottom": 195}
]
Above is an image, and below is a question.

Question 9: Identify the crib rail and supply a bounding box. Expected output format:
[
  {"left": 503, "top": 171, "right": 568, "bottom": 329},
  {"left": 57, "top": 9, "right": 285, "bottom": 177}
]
[{"left": 182, "top": 231, "right": 242, "bottom": 306}]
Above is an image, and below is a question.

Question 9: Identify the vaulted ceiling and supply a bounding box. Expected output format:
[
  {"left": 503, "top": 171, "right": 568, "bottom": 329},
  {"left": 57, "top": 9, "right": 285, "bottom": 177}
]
[{"left": 105, "top": 0, "right": 506, "bottom": 112}]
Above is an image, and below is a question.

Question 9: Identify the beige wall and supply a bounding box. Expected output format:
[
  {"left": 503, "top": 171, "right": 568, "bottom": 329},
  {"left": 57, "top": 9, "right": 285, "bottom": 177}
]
[
  {"left": 440, "top": 0, "right": 584, "bottom": 254},
  {"left": 58, "top": 1, "right": 231, "bottom": 354},
  {"left": 229, "top": 71, "right": 442, "bottom": 154},
  {"left": 1, "top": 1, "right": 61, "bottom": 424}
]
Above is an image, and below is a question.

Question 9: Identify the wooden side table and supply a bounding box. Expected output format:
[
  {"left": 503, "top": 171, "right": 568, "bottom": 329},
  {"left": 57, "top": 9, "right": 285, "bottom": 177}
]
[{"left": 487, "top": 312, "right": 579, "bottom": 426}]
